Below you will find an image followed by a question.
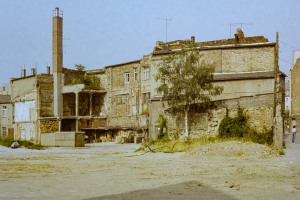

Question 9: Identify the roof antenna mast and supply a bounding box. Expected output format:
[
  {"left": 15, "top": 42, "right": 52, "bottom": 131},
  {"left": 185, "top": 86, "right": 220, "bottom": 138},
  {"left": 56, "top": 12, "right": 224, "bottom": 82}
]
[
  {"left": 158, "top": 18, "right": 172, "bottom": 42},
  {"left": 222, "top": 22, "right": 252, "bottom": 38}
]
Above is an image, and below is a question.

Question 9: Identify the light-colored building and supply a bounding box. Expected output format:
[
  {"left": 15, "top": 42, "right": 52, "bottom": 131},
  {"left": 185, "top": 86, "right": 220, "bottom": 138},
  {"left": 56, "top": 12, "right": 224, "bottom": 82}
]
[{"left": 0, "top": 95, "right": 13, "bottom": 139}]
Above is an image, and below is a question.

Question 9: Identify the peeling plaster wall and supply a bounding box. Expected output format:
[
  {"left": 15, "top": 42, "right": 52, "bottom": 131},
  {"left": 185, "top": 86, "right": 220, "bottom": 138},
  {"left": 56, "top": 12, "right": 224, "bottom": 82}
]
[
  {"left": 11, "top": 76, "right": 38, "bottom": 142},
  {"left": 15, "top": 101, "right": 36, "bottom": 122}
]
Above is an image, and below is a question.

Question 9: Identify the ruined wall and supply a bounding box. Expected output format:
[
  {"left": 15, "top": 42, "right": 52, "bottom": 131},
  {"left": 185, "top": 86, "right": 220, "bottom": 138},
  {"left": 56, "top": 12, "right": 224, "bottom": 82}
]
[
  {"left": 156, "top": 94, "right": 274, "bottom": 139},
  {"left": 37, "top": 75, "right": 54, "bottom": 117},
  {"left": 147, "top": 43, "right": 277, "bottom": 140},
  {"left": 63, "top": 68, "right": 85, "bottom": 85}
]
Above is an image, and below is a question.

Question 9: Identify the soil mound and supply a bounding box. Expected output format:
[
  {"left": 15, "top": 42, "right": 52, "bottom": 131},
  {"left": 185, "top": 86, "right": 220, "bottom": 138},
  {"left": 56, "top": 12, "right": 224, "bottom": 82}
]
[{"left": 189, "top": 141, "right": 274, "bottom": 159}]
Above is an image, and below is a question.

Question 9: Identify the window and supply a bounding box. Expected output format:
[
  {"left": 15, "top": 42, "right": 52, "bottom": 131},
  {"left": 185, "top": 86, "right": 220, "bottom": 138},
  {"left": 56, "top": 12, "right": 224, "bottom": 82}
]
[
  {"left": 143, "top": 67, "right": 150, "bottom": 80},
  {"left": 116, "top": 95, "right": 127, "bottom": 105},
  {"left": 134, "top": 68, "right": 138, "bottom": 81},
  {"left": 142, "top": 92, "right": 150, "bottom": 104},
  {"left": 2, "top": 127, "right": 7, "bottom": 137},
  {"left": 2, "top": 106, "right": 7, "bottom": 118},
  {"left": 124, "top": 72, "right": 130, "bottom": 83}
]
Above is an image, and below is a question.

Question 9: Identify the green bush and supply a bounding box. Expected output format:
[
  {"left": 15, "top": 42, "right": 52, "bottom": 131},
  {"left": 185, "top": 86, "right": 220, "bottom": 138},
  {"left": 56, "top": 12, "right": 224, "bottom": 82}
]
[
  {"left": 218, "top": 106, "right": 249, "bottom": 138},
  {"left": 218, "top": 106, "right": 273, "bottom": 146},
  {"left": 156, "top": 114, "right": 168, "bottom": 140}
]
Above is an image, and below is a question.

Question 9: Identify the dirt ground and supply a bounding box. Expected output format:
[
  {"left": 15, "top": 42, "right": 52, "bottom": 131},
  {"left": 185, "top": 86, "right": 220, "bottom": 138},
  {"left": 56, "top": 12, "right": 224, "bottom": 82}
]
[{"left": 1, "top": 134, "right": 300, "bottom": 200}]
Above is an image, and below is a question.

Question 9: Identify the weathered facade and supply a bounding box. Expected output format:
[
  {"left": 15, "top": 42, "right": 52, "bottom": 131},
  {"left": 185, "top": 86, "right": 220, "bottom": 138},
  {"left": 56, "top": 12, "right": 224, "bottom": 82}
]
[
  {"left": 0, "top": 7, "right": 285, "bottom": 146},
  {"left": 103, "top": 29, "right": 285, "bottom": 144},
  {"left": 290, "top": 58, "right": 300, "bottom": 127},
  {"left": 10, "top": 72, "right": 54, "bottom": 143}
]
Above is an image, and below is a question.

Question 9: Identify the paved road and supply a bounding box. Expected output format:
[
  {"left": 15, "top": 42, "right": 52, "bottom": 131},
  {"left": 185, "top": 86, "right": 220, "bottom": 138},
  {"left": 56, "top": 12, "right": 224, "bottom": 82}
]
[{"left": 284, "top": 132, "right": 300, "bottom": 163}]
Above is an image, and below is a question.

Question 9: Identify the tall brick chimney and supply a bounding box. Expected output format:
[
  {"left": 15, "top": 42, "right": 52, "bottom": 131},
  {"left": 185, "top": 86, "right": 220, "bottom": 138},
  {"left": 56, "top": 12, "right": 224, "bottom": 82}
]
[{"left": 52, "top": 7, "right": 63, "bottom": 119}]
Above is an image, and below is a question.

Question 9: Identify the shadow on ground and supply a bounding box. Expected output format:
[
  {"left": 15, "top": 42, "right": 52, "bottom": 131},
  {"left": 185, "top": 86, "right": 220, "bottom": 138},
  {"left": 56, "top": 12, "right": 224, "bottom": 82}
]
[{"left": 85, "top": 181, "right": 237, "bottom": 200}]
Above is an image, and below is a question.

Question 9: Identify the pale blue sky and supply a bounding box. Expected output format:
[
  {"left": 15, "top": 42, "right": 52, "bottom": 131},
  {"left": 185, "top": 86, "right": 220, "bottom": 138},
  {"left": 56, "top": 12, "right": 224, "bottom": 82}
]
[{"left": 0, "top": 0, "right": 299, "bottom": 84}]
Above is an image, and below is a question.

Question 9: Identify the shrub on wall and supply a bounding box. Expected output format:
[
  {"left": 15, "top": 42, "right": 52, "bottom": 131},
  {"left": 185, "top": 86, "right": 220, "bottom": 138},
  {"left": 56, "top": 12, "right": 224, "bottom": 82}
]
[{"left": 218, "top": 106, "right": 273, "bottom": 145}]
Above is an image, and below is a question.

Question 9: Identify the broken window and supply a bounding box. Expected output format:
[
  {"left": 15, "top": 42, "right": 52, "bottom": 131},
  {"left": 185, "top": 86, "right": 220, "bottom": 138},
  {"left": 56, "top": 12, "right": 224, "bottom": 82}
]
[
  {"left": 143, "top": 67, "right": 150, "bottom": 80},
  {"left": 79, "top": 93, "right": 90, "bottom": 116},
  {"left": 61, "top": 119, "right": 76, "bottom": 131},
  {"left": 2, "top": 106, "right": 7, "bottom": 118},
  {"left": 92, "top": 93, "right": 104, "bottom": 116},
  {"left": 124, "top": 72, "right": 130, "bottom": 83},
  {"left": 63, "top": 93, "right": 76, "bottom": 116}
]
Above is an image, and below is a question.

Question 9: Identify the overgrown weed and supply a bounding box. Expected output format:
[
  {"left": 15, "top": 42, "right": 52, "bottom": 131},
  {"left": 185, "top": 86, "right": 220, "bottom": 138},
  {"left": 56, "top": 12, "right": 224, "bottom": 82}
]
[{"left": 0, "top": 137, "right": 44, "bottom": 150}]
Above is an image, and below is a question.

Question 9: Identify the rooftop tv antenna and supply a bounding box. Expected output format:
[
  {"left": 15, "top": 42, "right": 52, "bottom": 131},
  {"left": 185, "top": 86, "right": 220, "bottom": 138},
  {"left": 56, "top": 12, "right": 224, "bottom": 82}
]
[
  {"left": 158, "top": 18, "right": 172, "bottom": 42},
  {"left": 222, "top": 22, "right": 252, "bottom": 38}
]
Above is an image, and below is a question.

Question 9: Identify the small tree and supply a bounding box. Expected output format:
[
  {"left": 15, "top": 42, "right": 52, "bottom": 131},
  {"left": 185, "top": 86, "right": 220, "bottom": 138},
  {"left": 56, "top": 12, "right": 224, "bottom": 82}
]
[
  {"left": 155, "top": 47, "right": 223, "bottom": 138},
  {"left": 75, "top": 64, "right": 86, "bottom": 71}
]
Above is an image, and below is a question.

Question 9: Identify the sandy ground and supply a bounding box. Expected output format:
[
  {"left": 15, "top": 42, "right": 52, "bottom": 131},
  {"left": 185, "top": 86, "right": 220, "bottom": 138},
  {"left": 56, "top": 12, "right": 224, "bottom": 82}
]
[{"left": 0, "top": 134, "right": 300, "bottom": 200}]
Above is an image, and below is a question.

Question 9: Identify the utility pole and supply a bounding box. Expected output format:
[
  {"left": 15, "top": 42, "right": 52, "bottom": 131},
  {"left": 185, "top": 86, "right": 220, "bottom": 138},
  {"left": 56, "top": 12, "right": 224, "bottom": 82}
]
[{"left": 158, "top": 18, "right": 172, "bottom": 42}]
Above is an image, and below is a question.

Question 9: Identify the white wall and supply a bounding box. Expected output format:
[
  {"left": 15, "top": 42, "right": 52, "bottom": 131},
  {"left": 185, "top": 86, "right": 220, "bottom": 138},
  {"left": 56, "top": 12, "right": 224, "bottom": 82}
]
[{"left": 15, "top": 101, "right": 36, "bottom": 122}]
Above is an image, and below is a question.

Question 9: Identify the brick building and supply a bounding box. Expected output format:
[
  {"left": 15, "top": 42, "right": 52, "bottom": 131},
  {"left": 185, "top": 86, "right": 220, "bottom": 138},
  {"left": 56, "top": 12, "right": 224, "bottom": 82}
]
[{"left": 290, "top": 58, "right": 300, "bottom": 127}]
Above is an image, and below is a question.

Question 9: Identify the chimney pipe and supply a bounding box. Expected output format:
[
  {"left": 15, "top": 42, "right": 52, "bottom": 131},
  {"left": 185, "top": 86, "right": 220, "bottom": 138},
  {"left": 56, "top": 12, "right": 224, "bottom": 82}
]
[
  {"left": 55, "top": 7, "right": 59, "bottom": 17},
  {"left": 31, "top": 68, "right": 36, "bottom": 76},
  {"left": 21, "top": 68, "right": 26, "bottom": 78},
  {"left": 191, "top": 36, "right": 195, "bottom": 43},
  {"left": 52, "top": 7, "right": 63, "bottom": 120},
  {"left": 46, "top": 66, "right": 51, "bottom": 74}
]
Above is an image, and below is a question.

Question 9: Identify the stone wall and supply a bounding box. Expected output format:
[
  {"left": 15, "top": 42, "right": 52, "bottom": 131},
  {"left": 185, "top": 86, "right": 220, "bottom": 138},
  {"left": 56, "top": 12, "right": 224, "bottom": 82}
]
[
  {"left": 106, "top": 61, "right": 141, "bottom": 128},
  {"left": 37, "top": 75, "right": 54, "bottom": 117},
  {"left": 154, "top": 94, "right": 274, "bottom": 139}
]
